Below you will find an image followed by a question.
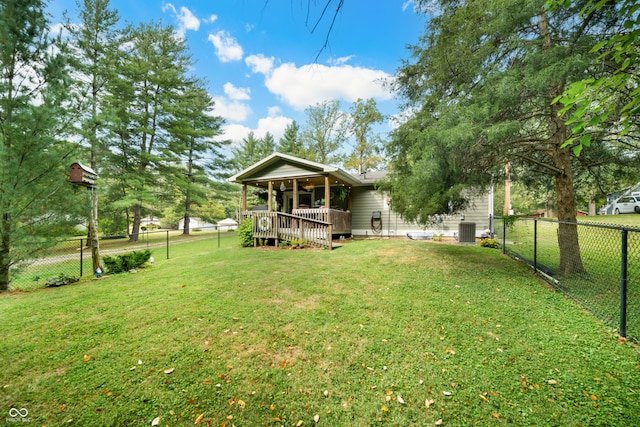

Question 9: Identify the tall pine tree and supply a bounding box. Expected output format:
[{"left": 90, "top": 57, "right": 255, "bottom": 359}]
[{"left": 0, "top": 0, "right": 78, "bottom": 290}]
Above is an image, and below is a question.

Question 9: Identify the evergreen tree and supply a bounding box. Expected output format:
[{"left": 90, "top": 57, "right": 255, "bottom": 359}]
[
  {"left": 258, "top": 132, "right": 276, "bottom": 159},
  {"left": 278, "top": 120, "right": 307, "bottom": 158},
  {"left": 231, "top": 131, "right": 263, "bottom": 171},
  {"left": 65, "top": 0, "right": 121, "bottom": 271},
  {"left": 0, "top": 0, "right": 78, "bottom": 290},
  {"left": 105, "top": 22, "right": 192, "bottom": 242},
  {"left": 388, "top": 0, "right": 626, "bottom": 275},
  {"left": 164, "top": 81, "right": 225, "bottom": 235}
]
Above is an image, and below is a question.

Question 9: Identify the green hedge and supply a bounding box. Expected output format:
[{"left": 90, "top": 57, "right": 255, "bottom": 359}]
[{"left": 102, "top": 250, "right": 152, "bottom": 274}]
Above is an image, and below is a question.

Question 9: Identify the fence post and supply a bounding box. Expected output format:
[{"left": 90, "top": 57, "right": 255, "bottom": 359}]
[
  {"left": 166, "top": 230, "right": 169, "bottom": 259},
  {"left": 533, "top": 219, "right": 538, "bottom": 275},
  {"left": 80, "top": 238, "right": 83, "bottom": 277},
  {"left": 502, "top": 217, "right": 506, "bottom": 254},
  {"left": 620, "top": 229, "right": 628, "bottom": 338}
]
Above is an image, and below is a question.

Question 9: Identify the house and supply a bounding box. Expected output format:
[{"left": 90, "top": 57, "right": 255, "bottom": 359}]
[
  {"left": 217, "top": 218, "right": 238, "bottom": 231},
  {"left": 229, "top": 153, "right": 493, "bottom": 248},
  {"left": 178, "top": 217, "right": 216, "bottom": 230}
]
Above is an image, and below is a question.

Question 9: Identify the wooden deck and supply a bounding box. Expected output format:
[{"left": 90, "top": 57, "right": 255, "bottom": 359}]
[{"left": 242, "top": 209, "right": 352, "bottom": 249}]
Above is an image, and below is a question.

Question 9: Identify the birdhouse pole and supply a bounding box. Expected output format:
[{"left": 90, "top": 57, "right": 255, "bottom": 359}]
[{"left": 69, "top": 163, "right": 102, "bottom": 275}]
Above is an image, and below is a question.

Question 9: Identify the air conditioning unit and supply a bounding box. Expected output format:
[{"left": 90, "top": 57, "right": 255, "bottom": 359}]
[{"left": 458, "top": 222, "right": 476, "bottom": 244}]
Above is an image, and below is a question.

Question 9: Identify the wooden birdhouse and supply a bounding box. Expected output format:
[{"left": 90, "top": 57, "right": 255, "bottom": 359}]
[{"left": 69, "top": 162, "right": 97, "bottom": 188}]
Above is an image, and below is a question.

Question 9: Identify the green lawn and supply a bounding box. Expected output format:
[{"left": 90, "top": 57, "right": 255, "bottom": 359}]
[{"left": 1, "top": 238, "right": 639, "bottom": 426}]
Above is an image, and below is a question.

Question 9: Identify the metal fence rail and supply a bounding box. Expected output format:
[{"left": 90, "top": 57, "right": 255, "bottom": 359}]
[
  {"left": 9, "top": 226, "right": 227, "bottom": 291},
  {"left": 496, "top": 217, "right": 640, "bottom": 342}
]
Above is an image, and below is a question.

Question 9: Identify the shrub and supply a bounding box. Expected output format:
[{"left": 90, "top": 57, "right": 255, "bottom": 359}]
[
  {"left": 478, "top": 238, "right": 501, "bottom": 249},
  {"left": 46, "top": 273, "right": 79, "bottom": 287},
  {"left": 102, "top": 250, "right": 152, "bottom": 274},
  {"left": 238, "top": 219, "right": 253, "bottom": 247}
]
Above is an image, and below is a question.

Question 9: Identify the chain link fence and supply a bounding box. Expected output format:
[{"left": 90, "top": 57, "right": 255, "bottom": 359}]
[
  {"left": 9, "top": 226, "right": 229, "bottom": 291},
  {"left": 495, "top": 216, "right": 640, "bottom": 342}
]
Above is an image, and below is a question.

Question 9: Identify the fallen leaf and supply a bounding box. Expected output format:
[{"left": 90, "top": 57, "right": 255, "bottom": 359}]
[
  {"left": 323, "top": 390, "right": 329, "bottom": 397},
  {"left": 164, "top": 368, "right": 175, "bottom": 374},
  {"left": 238, "top": 399, "right": 246, "bottom": 408},
  {"left": 138, "top": 360, "right": 143, "bottom": 365},
  {"left": 397, "top": 395, "right": 405, "bottom": 404},
  {"left": 83, "top": 355, "right": 91, "bottom": 362},
  {"left": 443, "top": 391, "right": 452, "bottom": 396},
  {"left": 194, "top": 413, "right": 204, "bottom": 425},
  {"left": 479, "top": 394, "right": 489, "bottom": 403},
  {"left": 381, "top": 406, "right": 389, "bottom": 412},
  {"left": 548, "top": 379, "right": 557, "bottom": 385},
  {"left": 425, "top": 399, "right": 434, "bottom": 408},
  {"left": 492, "top": 412, "right": 499, "bottom": 418},
  {"left": 313, "top": 414, "right": 320, "bottom": 423},
  {"left": 296, "top": 420, "right": 303, "bottom": 426},
  {"left": 151, "top": 416, "right": 160, "bottom": 426},
  {"left": 435, "top": 419, "right": 443, "bottom": 425}
]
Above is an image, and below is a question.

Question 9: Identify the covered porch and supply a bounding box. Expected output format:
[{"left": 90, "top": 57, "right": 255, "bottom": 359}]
[{"left": 230, "top": 153, "right": 358, "bottom": 249}]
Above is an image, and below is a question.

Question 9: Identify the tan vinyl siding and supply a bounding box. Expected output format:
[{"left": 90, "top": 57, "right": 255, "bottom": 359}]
[
  {"left": 351, "top": 186, "right": 492, "bottom": 237},
  {"left": 246, "top": 161, "right": 322, "bottom": 181}
]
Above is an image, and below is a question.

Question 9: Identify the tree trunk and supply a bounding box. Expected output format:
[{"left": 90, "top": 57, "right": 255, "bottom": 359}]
[
  {"left": 539, "top": 9, "right": 585, "bottom": 276},
  {"left": 551, "top": 110, "right": 586, "bottom": 276},
  {"left": 0, "top": 214, "right": 11, "bottom": 291},
  {"left": 129, "top": 204, "right": 142, "bottom": 242},
  {"left": 182, "top": 212, "right": 190, "bottom": 236}
]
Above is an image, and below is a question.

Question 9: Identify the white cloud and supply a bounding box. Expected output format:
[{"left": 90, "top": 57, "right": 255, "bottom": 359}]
[
  {"left": 177, "top": 7, "right": 200, "bottom": 32},
  {"left": 220, "top": 123, "right": 252, "bottom": 146},
  {"left": 261, "top": 63, "right": 393, "bottom": 110},
  {"left": 162, "top": 3, "right": 200, "bottom": 39},
  {"left": 162, "top": 2, "right": 176, "bottom": 13},
  {"left": 328, "top": 55, "right": 353, "bottom": 66},
  {"left": 212, "top": 96, "right": 251, "bottom": 122},
  {"left": 255, "top": 116, "right": 293, "bottom": 141},
  {"left": 245, "top": 54, "right": 274, "bottom": 74},
  {"left": 208, "top": 31, "right": 243, "bottom": 62},
  {"left": 223, "top": 82, "right": 250, "bottom": 101},
  {"left": 204, "top": 14, "right": 218, "bottom": 24},
  {"left": 219, "top": 116, "right": 293, "bottom": 146},
  {"left": 267, "top": 106, "right": 281, "bottom": 117}
]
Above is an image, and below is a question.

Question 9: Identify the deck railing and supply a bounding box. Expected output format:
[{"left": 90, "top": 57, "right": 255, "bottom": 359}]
[
  {"left": 241, "top": 211, "right": 335, "bottom": 249},
  {"left": 292, "top": 208, "right": 351, "bottom": 235}
]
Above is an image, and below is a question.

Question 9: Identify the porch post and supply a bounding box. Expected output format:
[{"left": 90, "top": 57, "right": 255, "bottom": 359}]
[
  {"left": 241, "top": 184, "right": 247, "bottom": 212},
  {"left": 293, "top": 179, "right": 298, "bottom": 209},
  {"left": 268, "top": 181, "right": 273, "bottom": 212},
  {"left": 324, "top": 176, "right": 330, "bottom": 220}
]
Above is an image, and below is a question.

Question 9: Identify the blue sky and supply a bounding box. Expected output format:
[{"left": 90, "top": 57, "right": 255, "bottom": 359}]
[{"left": 49, "top": 1, "right": 426, "bottom": 147}]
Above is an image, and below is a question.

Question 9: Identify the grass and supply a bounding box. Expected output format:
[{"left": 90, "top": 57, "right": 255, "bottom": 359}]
[
  {"left": 497, "top": 215, "right": 640, "bottom": 341},
  {"left": 9, "top": 228, "right": 230, "bottom": 291},
  {"left": 1, "top": 238, "right": 640, "bottom": 426}
]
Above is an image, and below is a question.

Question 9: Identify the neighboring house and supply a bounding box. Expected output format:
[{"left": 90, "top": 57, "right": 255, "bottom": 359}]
[
  {"left": 600, "top": 182, "right": 640, "bottom": 215},
  {"left": 178, "top": 217, "right": 216, "bottom": 230},
  {"left": 217, "top": 218, "right": 238, "bottom": 231},
  {"left": 229, "top": 153, "right": 493, "bottom": 248}
]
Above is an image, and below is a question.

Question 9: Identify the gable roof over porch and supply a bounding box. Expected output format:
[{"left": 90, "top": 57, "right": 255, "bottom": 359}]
[{"left": 228, "top": 152, "right": 363, "bottom": 188}]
